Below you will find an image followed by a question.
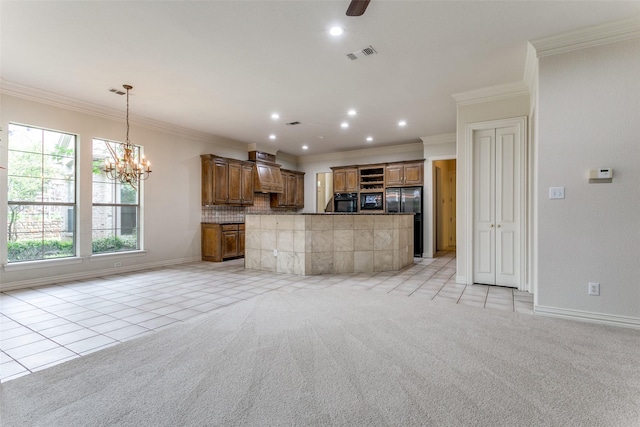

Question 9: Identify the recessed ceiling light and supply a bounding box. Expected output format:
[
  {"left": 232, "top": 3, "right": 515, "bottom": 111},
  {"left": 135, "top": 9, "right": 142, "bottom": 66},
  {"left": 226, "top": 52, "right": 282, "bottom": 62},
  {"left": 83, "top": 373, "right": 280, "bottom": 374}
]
[
  {"left": 271, "top": 113, "right": 279, "bottom": 119},
  {"left": 269, "top": 134, "right": 276, "bottom": 140},
  {"left": 341, "top": 122, "right": 349, "bottom": 128},
  {"left": 347, "top": 109, "right": 357, "bottom": 116},
  {"left": 302, "top": 145, "right": 309, "bottom": 150},
  {"left": 329, "top": 26, "right": 345, "bottom": 36},
  {"left": 398, "top": 120, "right": 407, "bottom": 127},
  {"left": 366, "top": 136, "right": 373, "bottom": 142}
]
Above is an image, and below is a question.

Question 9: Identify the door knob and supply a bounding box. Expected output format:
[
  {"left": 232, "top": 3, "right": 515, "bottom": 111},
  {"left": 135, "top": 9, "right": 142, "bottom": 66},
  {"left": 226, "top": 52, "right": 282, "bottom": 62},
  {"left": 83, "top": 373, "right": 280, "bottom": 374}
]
[{"left": 490, "top": 224, "right": 494, "bottom": 228}]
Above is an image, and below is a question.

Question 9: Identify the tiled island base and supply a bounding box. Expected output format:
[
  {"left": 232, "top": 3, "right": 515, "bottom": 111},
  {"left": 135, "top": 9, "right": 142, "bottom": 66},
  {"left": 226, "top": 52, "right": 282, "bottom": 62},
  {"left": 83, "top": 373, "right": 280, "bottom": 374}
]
[{"left": 244, "top": 214, "right": 414, "bottom": 275}]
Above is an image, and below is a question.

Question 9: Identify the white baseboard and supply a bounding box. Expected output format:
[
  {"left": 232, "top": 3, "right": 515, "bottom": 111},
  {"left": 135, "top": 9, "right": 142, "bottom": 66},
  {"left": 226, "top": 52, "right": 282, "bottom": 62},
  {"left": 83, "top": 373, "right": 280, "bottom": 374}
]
[
  {"left": 455, "top": 275, "right": 467, "bottom": 284},
  {"left": 0, "top": 256, "right": 201, "bottom": 292},
  {"left": 535, "top": 305, "right": 640, "bottom": 329}
]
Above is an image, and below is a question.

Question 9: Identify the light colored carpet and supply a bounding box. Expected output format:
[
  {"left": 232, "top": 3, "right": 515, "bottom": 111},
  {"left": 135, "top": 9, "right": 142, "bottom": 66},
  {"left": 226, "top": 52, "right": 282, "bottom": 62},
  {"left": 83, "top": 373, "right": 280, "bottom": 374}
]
[{"left": 1, "top": 288, "right": 639, "bottom": 426}]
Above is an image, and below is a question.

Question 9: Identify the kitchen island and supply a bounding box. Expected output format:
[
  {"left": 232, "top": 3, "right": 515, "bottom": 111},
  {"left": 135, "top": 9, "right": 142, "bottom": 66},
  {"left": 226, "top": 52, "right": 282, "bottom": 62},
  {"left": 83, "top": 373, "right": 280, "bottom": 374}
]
[{"left": 244, "top": 213, "right": 414, "bottom": 275}]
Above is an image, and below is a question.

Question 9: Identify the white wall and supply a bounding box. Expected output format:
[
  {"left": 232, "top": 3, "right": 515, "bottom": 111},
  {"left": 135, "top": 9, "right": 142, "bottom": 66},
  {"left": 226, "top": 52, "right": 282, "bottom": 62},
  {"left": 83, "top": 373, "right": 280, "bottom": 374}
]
[
  {"left": 536, "top": 38, "right": 640, "bottom": 323},
  {"left": 455, "top": 94, "right": 530, "bottom": 284},
  {"left": 0, "top": 93, "right": 250, "bottom": 290}
]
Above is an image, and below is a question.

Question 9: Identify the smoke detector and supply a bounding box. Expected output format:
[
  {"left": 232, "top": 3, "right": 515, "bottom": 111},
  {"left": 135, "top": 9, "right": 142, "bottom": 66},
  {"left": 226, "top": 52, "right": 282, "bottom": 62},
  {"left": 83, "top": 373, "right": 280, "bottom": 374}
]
[{"left": 346, "top": 45, "right": 377, "bottom": 60}]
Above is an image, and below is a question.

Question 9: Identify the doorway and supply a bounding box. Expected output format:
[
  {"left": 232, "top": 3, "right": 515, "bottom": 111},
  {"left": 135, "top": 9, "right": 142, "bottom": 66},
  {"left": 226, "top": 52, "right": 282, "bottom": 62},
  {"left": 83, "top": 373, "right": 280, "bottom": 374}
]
[
  {"left": 316, "top": 172, "right": 333, "bottom": 213},
  {"left": 433, "top": 159, "right": 456, "bottom": 253}
]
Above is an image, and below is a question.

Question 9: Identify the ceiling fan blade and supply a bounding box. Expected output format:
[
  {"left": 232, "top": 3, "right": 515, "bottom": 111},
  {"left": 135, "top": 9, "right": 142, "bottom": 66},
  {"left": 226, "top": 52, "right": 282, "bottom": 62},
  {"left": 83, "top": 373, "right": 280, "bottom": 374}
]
[{"left": 346, "top": 0, "right": 370, "bottom": 16}]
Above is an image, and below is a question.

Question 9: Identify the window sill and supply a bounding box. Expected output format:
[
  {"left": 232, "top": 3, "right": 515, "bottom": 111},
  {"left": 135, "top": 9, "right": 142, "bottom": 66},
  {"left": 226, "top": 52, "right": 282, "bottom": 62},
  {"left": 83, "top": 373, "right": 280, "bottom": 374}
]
[
  {"left": 89, "top": 250, "right": 147, "bottom": 262},
  {"left": 2, "top": 251, "right": 148, "bottom": 272},
  {"left": 3, "top": 257, "right": 84, "bottom": 272}
]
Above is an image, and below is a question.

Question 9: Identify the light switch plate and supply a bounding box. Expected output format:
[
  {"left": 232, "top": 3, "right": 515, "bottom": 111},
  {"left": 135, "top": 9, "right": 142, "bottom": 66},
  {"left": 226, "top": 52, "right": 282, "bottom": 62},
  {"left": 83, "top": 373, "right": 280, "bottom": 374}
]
[{"left": 549, "top": 187, "right": 565, "bottom": 199}]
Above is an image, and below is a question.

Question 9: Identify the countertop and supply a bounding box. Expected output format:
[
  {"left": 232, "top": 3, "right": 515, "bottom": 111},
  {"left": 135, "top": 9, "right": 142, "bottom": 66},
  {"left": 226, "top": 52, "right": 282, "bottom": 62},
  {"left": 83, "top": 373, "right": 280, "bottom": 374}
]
[{"left": 244, "top": 212, "right": 414, "bottom": 215}]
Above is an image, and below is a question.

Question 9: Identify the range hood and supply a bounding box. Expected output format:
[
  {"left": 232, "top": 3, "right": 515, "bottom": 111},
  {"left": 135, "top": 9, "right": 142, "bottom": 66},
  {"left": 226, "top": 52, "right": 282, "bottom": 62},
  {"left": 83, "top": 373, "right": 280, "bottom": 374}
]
[{"left": 249, "top": 150, "right": 284, "bottom": 194}]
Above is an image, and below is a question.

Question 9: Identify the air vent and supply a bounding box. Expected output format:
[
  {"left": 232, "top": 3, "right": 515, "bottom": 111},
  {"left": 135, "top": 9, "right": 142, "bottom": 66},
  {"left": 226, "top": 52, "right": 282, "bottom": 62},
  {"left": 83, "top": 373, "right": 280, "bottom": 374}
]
[
  {"left": 109, "top": 88, "right": 126, "bottom": 95},
  {"left": 346, "top": 45, "right": 377, "bottom": 61},
  {"left": 285, "top": 121, "right": 301, "bottom": 126}
]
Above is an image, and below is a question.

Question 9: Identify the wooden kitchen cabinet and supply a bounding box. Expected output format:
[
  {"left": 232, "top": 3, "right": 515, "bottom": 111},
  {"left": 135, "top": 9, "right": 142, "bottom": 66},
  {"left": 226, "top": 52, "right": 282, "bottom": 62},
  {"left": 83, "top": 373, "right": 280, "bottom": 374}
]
[
  {"left": 201, "top": 155, "right": 254, "bottom": 206},
  {"left": 270, "top": 169, "right": 305, "bottom": 209},
  {"left": 385, "top": 161, "right": 423, "bottom": 187},
  {"left": 202, "top": 223, "right": 245, "bottom": 262},
  {"left": 332, "top": 167, "right": 358, "bottom": 193}
]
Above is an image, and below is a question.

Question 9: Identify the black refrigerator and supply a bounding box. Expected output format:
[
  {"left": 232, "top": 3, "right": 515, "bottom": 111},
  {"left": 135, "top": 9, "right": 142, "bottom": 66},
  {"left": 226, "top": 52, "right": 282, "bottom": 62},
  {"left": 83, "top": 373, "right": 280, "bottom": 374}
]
[{"left": 386, "top": 187, "right": 423, "bottom": 257}]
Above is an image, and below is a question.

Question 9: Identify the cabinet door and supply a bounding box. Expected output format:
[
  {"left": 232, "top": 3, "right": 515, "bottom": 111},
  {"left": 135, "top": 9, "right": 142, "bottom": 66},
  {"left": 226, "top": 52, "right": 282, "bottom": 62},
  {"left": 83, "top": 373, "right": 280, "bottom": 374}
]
[
  {"left": 241, "top": 164, "right": 254, "bottom": 205},
  {"left": 213, "top": 159, "right": 229, "bottom": 204},
  {"left": 385, "top": 164, "right": 404, "bottom": 186},
  {"left": 294, "top": 173, "right": 305, "bottom": 208},
  {"left": 222, "top": 230, "right": 239, "bottom": 258},
  {"left": 238, "top": 227, "right": 245, "bottom": 256},
  {"left": 345, "top": 169, "right": 358, "bottom": 192},
  {"left": 286, "top": 172, "right": 297, "bottom": 206},
  {"left": 201, "top": 156, "right": 213, "bottom": 206},
  {"left": 201, "top": 224, "right": 222, "bottom": 262},
  {"left": 333, "top": 170, "right": 347, "bottom": 192},
  {"left": 227, "top": 161, "right": 242, "bottom": 205},
  {"left": 403, "top": 162, "right": 424, "bottom": 185}
]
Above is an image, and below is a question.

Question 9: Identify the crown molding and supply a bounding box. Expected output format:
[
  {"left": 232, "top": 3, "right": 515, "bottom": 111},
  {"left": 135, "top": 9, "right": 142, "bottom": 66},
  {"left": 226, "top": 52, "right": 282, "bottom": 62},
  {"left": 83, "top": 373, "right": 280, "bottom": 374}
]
[
  {"left": 452, "top": 81, "right": 529, "bottom": 107},
  {"left": 420, "top": 133, "right": 456, "bottom": 146},
  {"left": 1, "top": 80, "right": 246, "bottom": 149},
  {"left": 531, "top": 16, "right": 640, "bottom": 58},
  {"left": 298, "top": 141, "right": 423, "bottom": 165}
]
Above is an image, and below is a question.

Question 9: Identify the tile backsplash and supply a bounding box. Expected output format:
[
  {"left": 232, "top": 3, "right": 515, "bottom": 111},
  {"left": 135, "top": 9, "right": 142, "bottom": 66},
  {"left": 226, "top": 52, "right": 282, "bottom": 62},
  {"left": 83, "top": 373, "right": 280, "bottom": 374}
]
[{"left": 202, "top": 193, "right": 298, "bottom": 223}]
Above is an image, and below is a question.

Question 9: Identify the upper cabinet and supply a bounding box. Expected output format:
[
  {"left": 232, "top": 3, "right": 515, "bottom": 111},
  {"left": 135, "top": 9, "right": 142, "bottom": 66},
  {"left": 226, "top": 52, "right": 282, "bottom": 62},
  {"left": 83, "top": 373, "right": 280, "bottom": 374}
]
[
  {"left": 201, "top": 154, "right": 255, "bottom": 206},
  {"left": 332, "top": 167, "right": 358, "bottom": 193},
  {"left": 270, "top": 169, "right": 305, "bottom": 209},
  {"left": 385, "top": 161, "right": 423, "bottom": 187}
]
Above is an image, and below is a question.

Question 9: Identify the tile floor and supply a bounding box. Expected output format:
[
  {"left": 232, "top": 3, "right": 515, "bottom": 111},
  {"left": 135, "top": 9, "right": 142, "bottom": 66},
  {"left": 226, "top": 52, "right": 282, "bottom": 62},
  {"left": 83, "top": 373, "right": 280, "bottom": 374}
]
[{"left": 0, "top": 252, "right": 533, "bottom": 382}]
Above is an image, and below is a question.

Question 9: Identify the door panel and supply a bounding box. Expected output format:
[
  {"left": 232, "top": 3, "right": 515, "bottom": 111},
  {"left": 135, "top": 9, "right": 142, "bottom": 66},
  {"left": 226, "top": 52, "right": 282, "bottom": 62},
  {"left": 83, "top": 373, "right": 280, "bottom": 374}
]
[
  {"left": 495, "top": 126, "right": 520, "bottom": 287},
  {"left": 473, "top": 130, "right": 496, "bottom": 285}
]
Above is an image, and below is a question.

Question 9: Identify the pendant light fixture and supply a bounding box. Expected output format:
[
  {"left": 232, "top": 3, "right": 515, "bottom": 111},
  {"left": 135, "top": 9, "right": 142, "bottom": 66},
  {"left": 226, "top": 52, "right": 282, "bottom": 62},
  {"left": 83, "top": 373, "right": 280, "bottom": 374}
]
[{"left": 103, "top": 84, "right": 151, "bottom": 189}]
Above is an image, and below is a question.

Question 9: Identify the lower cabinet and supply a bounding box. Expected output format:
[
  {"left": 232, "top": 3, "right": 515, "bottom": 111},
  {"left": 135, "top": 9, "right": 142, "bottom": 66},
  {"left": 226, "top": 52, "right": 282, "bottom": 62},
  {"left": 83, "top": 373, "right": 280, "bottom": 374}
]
[{"left": 201, "top": 223, "right": 245, "bottom": 262}]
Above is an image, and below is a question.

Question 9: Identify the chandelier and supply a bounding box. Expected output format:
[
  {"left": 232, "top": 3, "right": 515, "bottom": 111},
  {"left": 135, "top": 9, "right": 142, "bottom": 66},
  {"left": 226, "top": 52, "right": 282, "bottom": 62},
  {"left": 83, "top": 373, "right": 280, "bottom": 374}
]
[{"left": 104, "top": 84, "right": 151, "bottom": 189}]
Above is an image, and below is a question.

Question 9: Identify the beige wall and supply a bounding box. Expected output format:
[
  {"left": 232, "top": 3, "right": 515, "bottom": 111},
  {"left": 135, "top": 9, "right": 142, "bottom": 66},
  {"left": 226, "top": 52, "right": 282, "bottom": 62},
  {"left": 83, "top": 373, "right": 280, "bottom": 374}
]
[{"left": 536, "top": 38, "right": 640, "bottom": 322}]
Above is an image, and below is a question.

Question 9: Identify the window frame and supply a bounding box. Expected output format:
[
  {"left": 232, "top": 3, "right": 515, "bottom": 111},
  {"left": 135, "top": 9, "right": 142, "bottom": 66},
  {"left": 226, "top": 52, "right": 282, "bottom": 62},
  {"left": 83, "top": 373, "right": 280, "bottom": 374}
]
[
  {"left": 91, "top": 138, "right": 143, "bottom": 255},
  {"left": 6, "top": 123, "right": 78, "bottom": 264}
]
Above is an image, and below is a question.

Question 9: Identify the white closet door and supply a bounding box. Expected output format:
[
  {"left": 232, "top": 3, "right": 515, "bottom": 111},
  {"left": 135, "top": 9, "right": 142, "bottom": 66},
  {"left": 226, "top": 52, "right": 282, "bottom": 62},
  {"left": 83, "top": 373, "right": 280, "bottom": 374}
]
[
  {"left": 473, "top": 125, "right": 521, "bottom": 287},
  {"left": 495, "top": 126, "right": 521, "bottom": 287},
  {"left": 473, "top": 129, "right": 496, "bottom": 285}
]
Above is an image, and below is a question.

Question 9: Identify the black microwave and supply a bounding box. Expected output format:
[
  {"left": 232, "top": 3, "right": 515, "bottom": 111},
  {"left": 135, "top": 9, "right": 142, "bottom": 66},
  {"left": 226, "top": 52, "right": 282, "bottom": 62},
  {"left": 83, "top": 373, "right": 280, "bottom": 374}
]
[{"left": 360, "top": 192, "right": 383, "bottom": 210}]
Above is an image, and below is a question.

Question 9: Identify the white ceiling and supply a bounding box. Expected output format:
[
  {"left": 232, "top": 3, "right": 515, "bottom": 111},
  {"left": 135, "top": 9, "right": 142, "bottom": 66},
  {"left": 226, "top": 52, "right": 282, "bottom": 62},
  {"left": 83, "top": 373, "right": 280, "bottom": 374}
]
[{"left": 2, "top": 1, "right": 639, "bottom": 156}]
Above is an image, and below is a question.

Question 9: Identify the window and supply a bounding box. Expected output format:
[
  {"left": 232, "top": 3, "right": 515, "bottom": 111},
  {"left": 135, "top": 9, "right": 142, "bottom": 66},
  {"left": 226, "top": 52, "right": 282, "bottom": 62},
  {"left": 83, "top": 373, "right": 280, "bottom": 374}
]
[
  {"left": 7, "top": 124, "right": 76, "bottom": 262},
  {"left": 92, "top": 138, "right": 141, "bottom": 254}
]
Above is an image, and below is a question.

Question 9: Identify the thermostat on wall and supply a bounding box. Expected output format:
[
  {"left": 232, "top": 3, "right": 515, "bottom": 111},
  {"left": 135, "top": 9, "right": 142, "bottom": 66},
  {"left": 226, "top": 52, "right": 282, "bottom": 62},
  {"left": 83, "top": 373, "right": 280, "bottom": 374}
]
[
  {"left": 597, "top": 168, "right": 613, "bottom": 179},
  {"left": 589, "top": 167, "right": 613, "bottom": 183}
]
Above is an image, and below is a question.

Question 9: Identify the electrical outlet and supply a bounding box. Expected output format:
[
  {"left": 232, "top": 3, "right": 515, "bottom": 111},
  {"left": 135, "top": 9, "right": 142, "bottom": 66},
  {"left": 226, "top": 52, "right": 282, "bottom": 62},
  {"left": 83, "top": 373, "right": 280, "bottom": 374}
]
[
  {"left": 114, "top": 261, "right": 122, "bottom": 267},
  {"left": 588, "top": 282, "right": 600, "bottom": 296},
  {"left": 273, "top": 249, "right": 277, "bottom": 257}
]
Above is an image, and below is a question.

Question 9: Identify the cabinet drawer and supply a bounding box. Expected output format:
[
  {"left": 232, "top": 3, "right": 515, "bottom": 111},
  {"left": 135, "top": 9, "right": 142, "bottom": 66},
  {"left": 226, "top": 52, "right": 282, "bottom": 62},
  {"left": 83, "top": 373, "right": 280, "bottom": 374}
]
[{"left": 221, "top": 224, "right": 239, "bottom": 231}]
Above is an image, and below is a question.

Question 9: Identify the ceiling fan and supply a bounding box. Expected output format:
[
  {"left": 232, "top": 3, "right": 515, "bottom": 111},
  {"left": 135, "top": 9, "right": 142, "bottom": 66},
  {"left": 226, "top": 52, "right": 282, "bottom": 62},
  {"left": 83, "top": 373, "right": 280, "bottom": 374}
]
[{"left": 346, "top": 0, "right": 371, "bottom": 16}]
